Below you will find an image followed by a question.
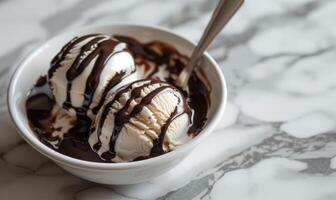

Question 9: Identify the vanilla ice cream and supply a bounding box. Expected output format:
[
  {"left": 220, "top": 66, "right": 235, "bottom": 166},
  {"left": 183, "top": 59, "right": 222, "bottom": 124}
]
[
  {"left": 48, "top": 34, "right": 137, "bottom": 120},
  {"left": 89, "top": 79, "right": 192, "bottom": 162},
  {"left": 26, "top": 34, "right": 210, "bottom": 163}
]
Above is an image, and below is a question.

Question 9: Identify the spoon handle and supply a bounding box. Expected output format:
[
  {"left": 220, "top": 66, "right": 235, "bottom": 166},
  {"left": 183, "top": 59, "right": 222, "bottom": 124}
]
[{"left": 176, "top": 0, "right": 244, "bottom": 88}]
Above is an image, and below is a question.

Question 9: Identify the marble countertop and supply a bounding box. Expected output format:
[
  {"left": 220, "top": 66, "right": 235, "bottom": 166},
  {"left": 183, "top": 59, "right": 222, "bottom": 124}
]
[{"left": 1, "top": 0, "right": 336, "bottom": 199}]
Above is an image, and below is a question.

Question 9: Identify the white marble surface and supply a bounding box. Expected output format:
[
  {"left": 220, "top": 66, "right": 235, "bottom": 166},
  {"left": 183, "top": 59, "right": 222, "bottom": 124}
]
[{"left": 1, "top": 0, "right": 336, "bottom": 199}]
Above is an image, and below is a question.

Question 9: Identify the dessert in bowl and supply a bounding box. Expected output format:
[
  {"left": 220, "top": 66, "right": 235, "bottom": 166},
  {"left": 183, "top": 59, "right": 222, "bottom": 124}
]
[{"left": 8, "top": 24, "right": 227, "bottom": 184}]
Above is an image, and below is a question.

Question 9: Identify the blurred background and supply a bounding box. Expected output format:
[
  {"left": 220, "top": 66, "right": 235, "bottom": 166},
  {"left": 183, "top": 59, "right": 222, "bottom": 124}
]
[{"left": 1, "top": 0, "right": 334, "bottom": 108}]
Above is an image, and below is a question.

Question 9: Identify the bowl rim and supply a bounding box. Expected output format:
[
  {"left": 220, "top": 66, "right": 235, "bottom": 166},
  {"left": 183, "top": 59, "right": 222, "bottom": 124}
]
[{"left": 7, "top": 24, "right": 227, "bottom": 170}]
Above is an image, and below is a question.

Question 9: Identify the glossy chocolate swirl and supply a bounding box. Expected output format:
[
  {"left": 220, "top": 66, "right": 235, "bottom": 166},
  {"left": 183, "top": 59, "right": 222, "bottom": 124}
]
[
  {"left": 26, "top": 35, "right": 210, "bottom": 162},
  {"left": 48, "top": 34, "right": 136, "bottom": 119},
  {"left": 90, "top": 79, "right": 191, "bottom": 161}
]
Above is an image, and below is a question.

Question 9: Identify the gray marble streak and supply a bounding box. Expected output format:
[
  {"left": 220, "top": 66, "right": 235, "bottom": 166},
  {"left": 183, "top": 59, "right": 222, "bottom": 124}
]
[
  {"left": 1, "top": 0, "right": 336, "bottom": 199},
  {"left": 158, "top": 132, "right": 336, "bottom": 199}
]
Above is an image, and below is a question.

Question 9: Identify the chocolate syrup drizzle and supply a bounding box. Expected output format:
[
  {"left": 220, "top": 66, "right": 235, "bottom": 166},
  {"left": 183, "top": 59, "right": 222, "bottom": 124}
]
[
  {"left": 93, "top": 80, "right": 190, "bottom": 160},
  {"left": 114, "top": 35, "right": 187, "bottom": 78},
  {"left": 150, "top": 92, "right": 189, "bottom": 157},
  {"left": 26, "top": 35, "right": 210, "bottom": 162},
  {"left": 48, "top": 34, "right": 134, "bottom": 118}
]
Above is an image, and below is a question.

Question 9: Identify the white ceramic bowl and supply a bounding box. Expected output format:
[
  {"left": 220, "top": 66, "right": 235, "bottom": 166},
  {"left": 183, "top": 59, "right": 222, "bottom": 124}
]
[{"left": 7, "top": 24, "right": 227, "bottom": 185}]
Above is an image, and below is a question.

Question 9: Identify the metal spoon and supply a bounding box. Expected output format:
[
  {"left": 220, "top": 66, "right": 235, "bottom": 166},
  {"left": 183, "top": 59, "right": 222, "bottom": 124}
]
[{"left": 176, "top": 0, "right": 244, "bottom": 88}]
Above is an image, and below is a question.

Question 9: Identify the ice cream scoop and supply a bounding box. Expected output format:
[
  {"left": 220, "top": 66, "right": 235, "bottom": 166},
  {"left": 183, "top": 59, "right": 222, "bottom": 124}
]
[
  {"left": 89, "top": 79, "right": 192, "bottom": 162},
  {"left": 48, "top": 34, "right": 137, "bottom": 120}
]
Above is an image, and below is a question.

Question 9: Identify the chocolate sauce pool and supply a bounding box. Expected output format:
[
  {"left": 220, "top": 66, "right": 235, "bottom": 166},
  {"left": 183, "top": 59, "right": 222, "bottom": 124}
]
[{"left": 26, "top": 36, "right": 211, "bottom": 162}]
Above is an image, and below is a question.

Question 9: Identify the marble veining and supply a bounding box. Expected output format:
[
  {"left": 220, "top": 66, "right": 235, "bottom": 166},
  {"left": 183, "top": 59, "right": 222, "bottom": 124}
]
[{"left": 1, "top": 0, "right": 336, "bottom": 199}]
